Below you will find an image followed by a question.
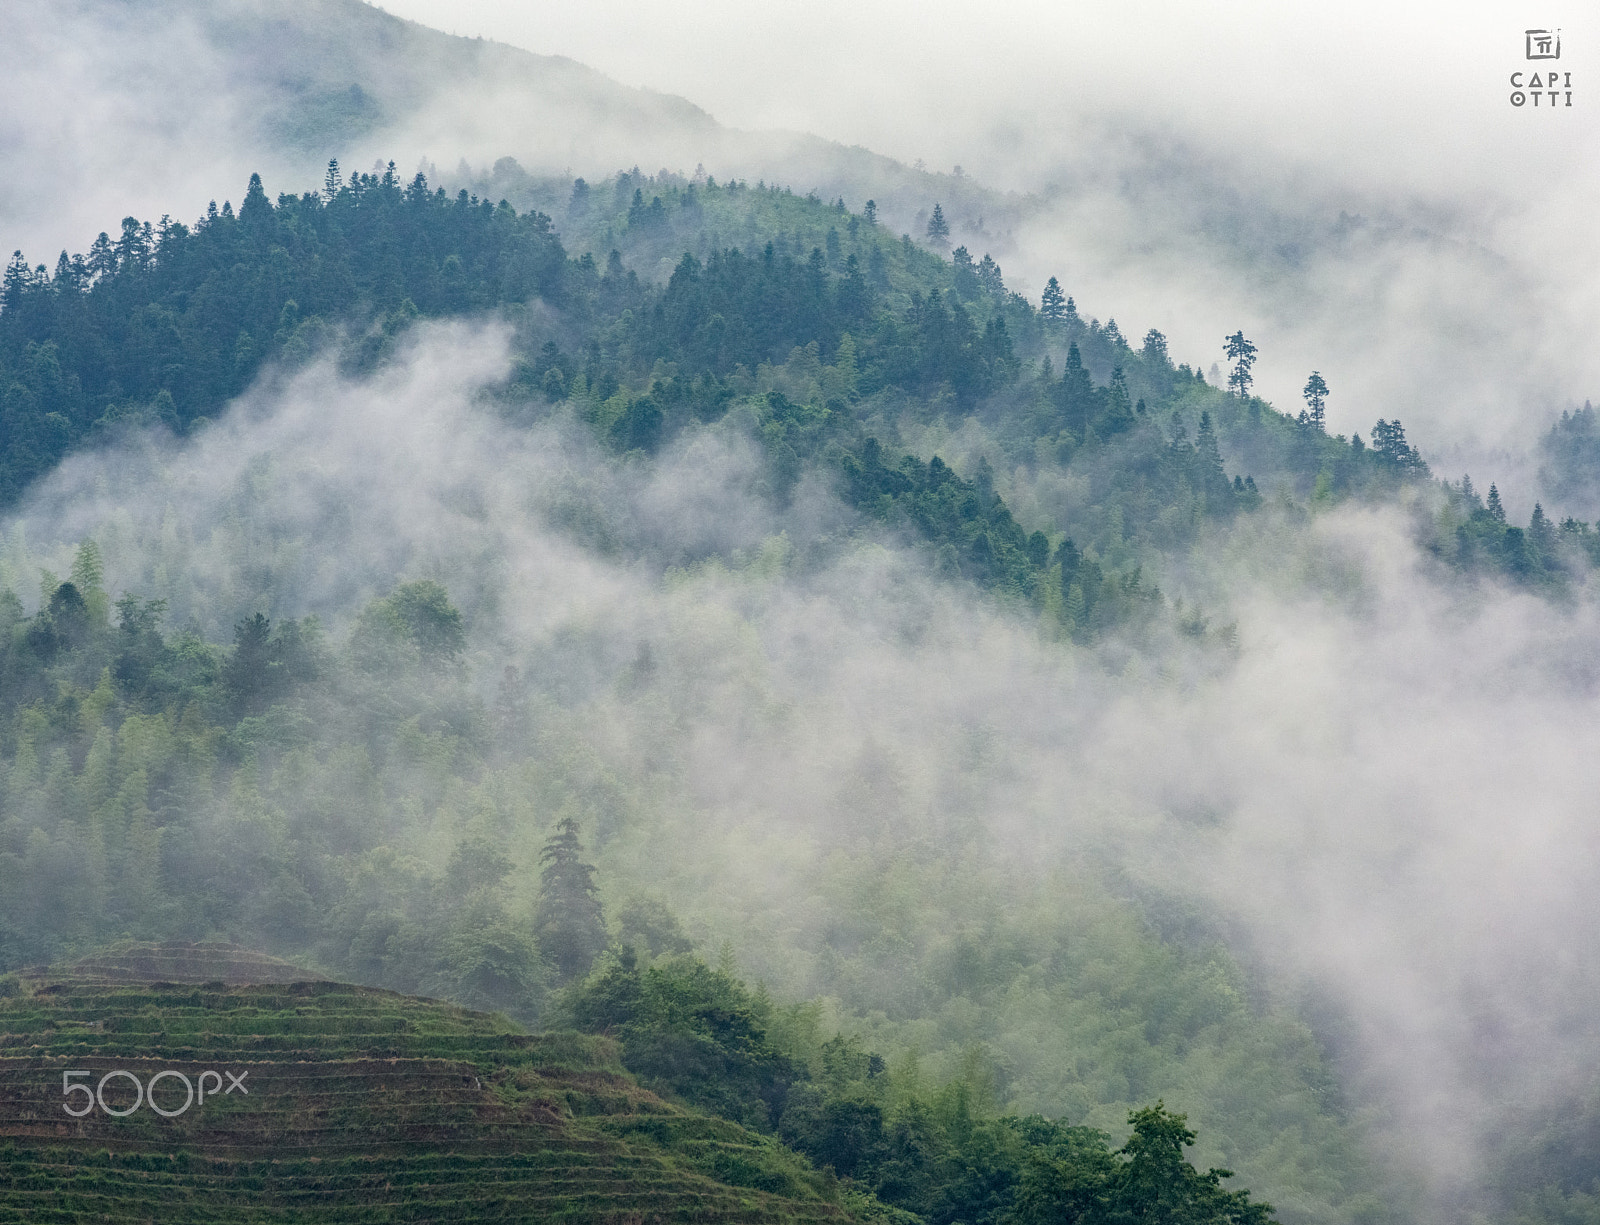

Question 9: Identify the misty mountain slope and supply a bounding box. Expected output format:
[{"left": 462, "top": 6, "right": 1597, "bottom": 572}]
[
  {"left": 0, "top": 4, "right": 1596, "bottom": 1223},
  {"left": 1, "top": 164, "right": 1585, "bottom": 629},
  {"left": 0, "top": 0, "right": 716, "bottom": 267},
  {"left": 0, "top": 0, "right": 982, "bottom": 274},
  {"left": 5, "top": 171, "right": 1600, "bottom": 1225},
  {"left": 0, "top": 324, "right": 1391, "bottom": 1225},
  {"left": 11, "top": 0, "right": 1597, "bottom": 512},
  {"left": 198, "top": 0, "right": 718, "bottom": 154},
  {"left": 1537, "top": 403, "right": 1600, "bottom": 522},
  {"left": 0, "top": 949, "right": 858, "bottom": 1223}
]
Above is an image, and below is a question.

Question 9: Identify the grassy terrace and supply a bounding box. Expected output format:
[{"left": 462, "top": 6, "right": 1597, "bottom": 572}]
[{"left": 0, "top": 945, "right": 853, "bottom": 1223}]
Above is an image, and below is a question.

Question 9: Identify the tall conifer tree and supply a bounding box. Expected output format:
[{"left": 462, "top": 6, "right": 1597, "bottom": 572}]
[{"left": 536, "top": 817, "right": 608, "bottom": 981}]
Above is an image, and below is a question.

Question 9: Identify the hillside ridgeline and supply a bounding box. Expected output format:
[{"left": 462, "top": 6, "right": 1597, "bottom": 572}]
[{"left": 0, "top": 942, "right": 853, "bottom": 1223}]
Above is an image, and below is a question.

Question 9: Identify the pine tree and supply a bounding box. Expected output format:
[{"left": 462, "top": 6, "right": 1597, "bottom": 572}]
[
  {"left": 1487, "top": 483, "right": 1506, "bottom": 522},
  {"left": 837, "top": 254, "right": 869, "bottom": 319},
  {"left": 239, "top": 173, "right": 272, "bottom": 229},
  {"left": 2, "top": 251, "right": 30, "bottom": 312},
  {"left": 1102, "top": 367, "right": 1135, "bottom": 437},
  {"left": 1109, "top": 1104, "right": 1275, "bottom": 1225},
  {"left": 535, "top": 817, "right": 608, "bottom": 981},
  {"left": 951, "top": 246, "right": 977, "bottom": 298},
  {"left": 1195, "top": 411, "right": 1232, "bottom": 507},
  {"left": 1530, "top": 503, "right": 1555, "bottom": 556},
  {"left": 1223, "top": 331, "right": 1258, "bottom": 398},
  {"left": 223, "top": 613, "right": 277, "bottom": 716},
  {"left": 926, "top": 203, "right": 950, "bottom": 246},
  {"left": 45, "top": 582, "right": 91, "bottom": 652},
  {"left": 863, "top": 199, "right": 877, "bottom": 225},
  {"left": 69, "top": 540, "right": 107, "bottom": 623},
  {"left": 1064, "top": 582, "right": 1087, "bottom": 628},
  {"left": 69, "top": 540, "right": 103, "bottom": 594},
  {"left": 1370, "top": 419, "right": 1425, "bottom": 472},
  {"left": 323, "top": 159, "right": 343, "bottom": 202},
  {"left": 976, "top": 253, "right": 1004, "bottom": 295},
  {"left": 1040, "top": 276, "right": 1066, "bottom": 322},
  {"left": 1302, "top": 371, "right": 1328, "bottom": 430},
  {"left": 1059, "top": 343, "right": 1094, "bottom": 437},
  {"left": 87, "top": 232, "right": 116, "bottom": 282},
  {"left": 51, "top": 250, "right": 80, "bottom": 293}
]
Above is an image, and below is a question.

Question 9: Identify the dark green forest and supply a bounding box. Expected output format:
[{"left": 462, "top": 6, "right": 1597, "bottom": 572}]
[
  {"left": 5, "top": 160, "right": 1592, "bottom": 616},
  {"left": 3, "top": 164, "right": 1598, "bottom": 1225}
]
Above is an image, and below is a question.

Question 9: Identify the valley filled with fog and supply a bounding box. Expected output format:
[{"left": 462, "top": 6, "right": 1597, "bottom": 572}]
[{"left": 1, "top": 4, "right": 1597, "bottom": 1223}]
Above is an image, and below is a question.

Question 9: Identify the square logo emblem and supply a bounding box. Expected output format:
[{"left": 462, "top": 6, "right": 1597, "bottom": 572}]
[{"left": 1525, "top": 29, "right": 1561, "bottom": 60}]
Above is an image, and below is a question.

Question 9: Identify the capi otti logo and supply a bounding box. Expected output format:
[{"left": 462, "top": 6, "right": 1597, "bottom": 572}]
[{"left": 1511, "top": 28, "right": 1573, "bottom": 107}]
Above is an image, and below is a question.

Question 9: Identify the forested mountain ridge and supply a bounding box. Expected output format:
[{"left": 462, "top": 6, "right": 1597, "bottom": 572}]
[
  {"left": 2, "top": 163, "right": 1585, "bottom": 639},
  {"left": 0, "top": 552, "right": 1344, "bottom": 1221},
  {"left": 0, "top": 942, "right": 1283, "bottom": 1225},
  {"left": 3, "top": 165, "right": 1597, "bottom": 1225},
  {"left": 0, "top": 945, "right": 864, "bottom": 1224}
]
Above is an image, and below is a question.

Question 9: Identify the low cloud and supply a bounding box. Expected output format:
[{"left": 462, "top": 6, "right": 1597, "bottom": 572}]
[{"left": 7, "top": 322, "right": 1599, "bottom": 1215}]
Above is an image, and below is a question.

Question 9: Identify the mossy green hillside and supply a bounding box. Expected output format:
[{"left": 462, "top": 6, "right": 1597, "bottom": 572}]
[{"left": 0, "top": 946, "right": 856, "bottom": 1223}]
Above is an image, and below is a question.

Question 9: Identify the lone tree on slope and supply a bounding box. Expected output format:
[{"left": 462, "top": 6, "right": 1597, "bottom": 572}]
[
  {"left": 1041, "top": 276, "right": 1066, "bottom": 322},
  {"left": 1224, "top": 331, "right": 1258, "bottom": 399},
  {"left": 1302, "top": 371, "right": 1329, "bottom": 430},
  {"left": 535, "top": 816, "right": 608, "bottom": 981}
]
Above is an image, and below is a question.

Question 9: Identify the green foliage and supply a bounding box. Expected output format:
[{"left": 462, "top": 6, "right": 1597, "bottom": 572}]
[
  {"left": 0, "top": 163, "right": 569, "bottom": 502},
  {"left": 1041, "top": 277, "right": 1067, "bottom": 323},
  {"left": 536, "top": 816, "right": 608, "bottom": 982},
  {"left": 0, "top": 530, "right": 1381, "bottom": 1220},
  {"left": 1223, "top": 332, "right": 1258, "bottom": 400},
  {"left": 351, "top": 579, "right": 465, "bottom": 670},
  {"left": 567, "top": 950, "right": 800, "bottom": 1131},
  {"left": 1538, "top": 401, "right": 1600, "bottom": 518},
  {"left": 5, "top": 162, "right": 1572, "bottom": 1224},
  {"left": 564, "top": 946, "right": 1278, "bottom": 1225},
  {"left": 615, "top": 896, "right": 695, "bottom": 959},
  {"left": 0, "top": 957, "right": 857, "bottom": 1222},
  {"left": 0, "top": 534, "right": 1373, "bottom": 1223},
  {"left": 8, "top": 160, "right": 1563, "bottom": 611},
  {"left": 1300, "top": 372, "right": 1328, "bottom": 431},
  {"left": 221, "top": 612, "right": 320, "bottom": 716},
  {"left": 1009, "top": 1105, "right": 1276, "bottom": 1225}
]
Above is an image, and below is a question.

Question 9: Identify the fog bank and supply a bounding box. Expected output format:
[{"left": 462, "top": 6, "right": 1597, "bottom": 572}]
[
  {"left": 5, "top": 322, "right": 1599, "bottom": 1216},
  {"left": 7, "top": 0, "right": 1598, "bottom": 494}
]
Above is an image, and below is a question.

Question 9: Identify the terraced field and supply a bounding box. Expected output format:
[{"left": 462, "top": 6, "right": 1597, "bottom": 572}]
[
  {"left": 43, "top": 942, "right": 328, "bottom": 987},
  {"left": 0, "top": 945, "right": 852, "bottom": 1223}
]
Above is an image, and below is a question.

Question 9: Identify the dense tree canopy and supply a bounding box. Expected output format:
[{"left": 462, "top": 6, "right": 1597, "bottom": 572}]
[
  {"left": 3, "top": 161, "right": 1587, "bottom": 1225},
  {"left": 3, "top": 163, "right": 1577, "bottom": 608}
]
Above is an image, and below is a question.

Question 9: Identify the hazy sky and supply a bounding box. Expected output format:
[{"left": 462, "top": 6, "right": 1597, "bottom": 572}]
[
  {"left": 378, "top": 0, "right": 1595, "bottom": 197},
  {"left": 3, "top": 0, "right": 1594, "bottom": 473},
  {"left": 13, "top": 317, "right": 1600, "bottom": 1211},
  {"left": 3, "top": 9, "right": 1598, "bottom": 1204},
  {"left": 372, "top": 0, "right": 1600, "bottom": 480}
]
